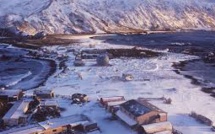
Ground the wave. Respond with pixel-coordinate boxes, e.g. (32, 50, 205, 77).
(0, 71, 32, 87)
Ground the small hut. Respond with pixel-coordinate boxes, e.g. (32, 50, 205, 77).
(33, 89, 54, 100)
(99, 96, 125, 106)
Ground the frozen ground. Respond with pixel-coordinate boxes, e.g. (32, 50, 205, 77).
(23, 38, 215, 134)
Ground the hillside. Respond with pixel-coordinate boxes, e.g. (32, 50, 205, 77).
(0, 0, 215, 34)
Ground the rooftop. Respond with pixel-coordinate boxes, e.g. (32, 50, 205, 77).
(106, 100, 126, 107)
(0, 114, 93, 134)
(121, 100, 151, 117)
(0, 124, 44, 134)
(39, 114, 89, 129)
(0, 89, 22, 98)
(40, 99, 58, 107)
(3, 100, 30, 119)
(116, 110, 137, 126)
(34, 89, 53, 95)
(100, 96, 125, 102)
(137, 99, 165, 113)
(120, 99, 165, 117)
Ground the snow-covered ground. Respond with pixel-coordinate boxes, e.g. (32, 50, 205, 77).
(1, 0, 215, 34)
(24, 38, 215, 134)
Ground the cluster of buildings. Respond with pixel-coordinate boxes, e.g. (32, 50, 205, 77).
(0, 89, 58, 127)
(1, 114, 99, 134)
(0, 89, 100, 134)
(0, 88, 174, 134)
(99, 96, 173, 134)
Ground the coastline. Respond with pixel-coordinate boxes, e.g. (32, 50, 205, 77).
(0, 44, 57, 90)
(0, 29, 211, 48)
(173, 59, 215, 98)
(0, 31, 214, 94)
(0, 32, 215, 133)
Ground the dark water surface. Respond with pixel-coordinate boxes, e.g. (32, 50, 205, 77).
(95, 31, 215, 50)
(0, 45, 55, 90)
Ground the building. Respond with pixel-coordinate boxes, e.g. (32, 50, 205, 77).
(140, 121, 173, 134)
(0, 124, 44, 134)
(99, 96, 125, 106)
(2, 100, 30, 126)
(106, 100, 126, 114)
(0, 89, 23, 102)
(40, 99, 58, 109)
(116, 99, 167, 127)
(33, 89, 54, 100)
(0, 114, 99, 134)
(38, 114, 89, 134)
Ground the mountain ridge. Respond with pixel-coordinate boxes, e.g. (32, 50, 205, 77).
(0, 0, 215, 35)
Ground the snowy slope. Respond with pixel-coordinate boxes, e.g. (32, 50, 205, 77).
(1, 0, 215, 34)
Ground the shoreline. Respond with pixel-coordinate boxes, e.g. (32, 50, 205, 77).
(0, 33, 215, 133)
(23, 57, 57, 91)
(0, 45, 57, 90)
(1, 31, 215, 96)
(1, 29, 214, 48)
(172, 59, 215, 98)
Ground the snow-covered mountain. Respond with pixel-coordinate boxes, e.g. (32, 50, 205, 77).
(1, 0, 215, 34)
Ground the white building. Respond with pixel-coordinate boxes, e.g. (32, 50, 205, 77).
(33, 89, 54, 100)
(40, 99, 58, 108)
